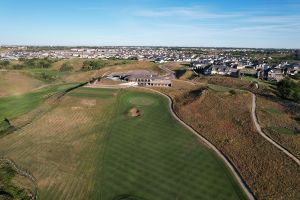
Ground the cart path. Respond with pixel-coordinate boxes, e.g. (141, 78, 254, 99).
(251, 94, 300, 166)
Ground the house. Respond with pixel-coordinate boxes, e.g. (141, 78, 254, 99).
(284, 64, 299, 76)
(204, 65, 232, 76)
(266, 68, 285, 82)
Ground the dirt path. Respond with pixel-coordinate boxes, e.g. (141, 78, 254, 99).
(251, 93, 300, 166)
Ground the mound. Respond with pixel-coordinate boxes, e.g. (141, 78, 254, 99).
(128, 107, 140, 117)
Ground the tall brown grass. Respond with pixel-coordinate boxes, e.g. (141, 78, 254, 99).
(159, 83, 300, 200)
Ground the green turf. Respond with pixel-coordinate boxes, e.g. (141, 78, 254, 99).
(263, 108, 284, 115)
(0, 83, 80, 121)
(272, 127, 296, 135)
(68, 87, 117, 99)
(87, 88, 247, 200)
(25, 68, 69, 82)
(0, 87, 248, 199)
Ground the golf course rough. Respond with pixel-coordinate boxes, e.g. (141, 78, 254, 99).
(0, 87, 248, 200)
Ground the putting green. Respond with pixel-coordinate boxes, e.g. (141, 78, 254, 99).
(128, 96, 156, 106)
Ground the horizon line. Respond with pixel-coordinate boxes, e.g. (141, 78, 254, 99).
(1, 44, 298, 50)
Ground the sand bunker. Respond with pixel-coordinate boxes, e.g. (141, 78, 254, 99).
(129, 107, 141, 117)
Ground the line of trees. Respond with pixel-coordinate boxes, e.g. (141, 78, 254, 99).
(0, 58, 56, 70)
(22, 58, 55, 69)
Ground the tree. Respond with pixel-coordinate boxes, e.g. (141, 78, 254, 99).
(237, 70, 241, 78)
(12, 64, 25, 70)
(59, 63, 73, 72)
(295, 49, 300, 60)
(24, 59, 34, 68)
(277, 78, 300, 102)
(0, 60, 10, 68)
(81, 60, 104, 71)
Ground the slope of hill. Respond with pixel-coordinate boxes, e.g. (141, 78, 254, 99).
(0, 71, 44, 97)
(159, 82, 300, 200)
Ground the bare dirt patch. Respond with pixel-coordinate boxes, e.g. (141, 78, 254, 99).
(128, 107, 140, 118)
(71, 106, 83, 111)
(80, 99, 96, 107)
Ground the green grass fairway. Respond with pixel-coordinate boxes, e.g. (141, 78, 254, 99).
(90, 89, 247, 200)
(0, 87, 247, 200)
(0, 83, 80, 121)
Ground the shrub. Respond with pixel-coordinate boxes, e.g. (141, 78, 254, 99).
(23, 58, 53, 69)
(59, 63, 73, 72)
(277, 78, 300, 102)
(81, 60, 105, 71)
(12, 64, 25, 70)
(36, 72, 57, 82)
(0, 60, 10, 68)
(229, 89, 237, 95)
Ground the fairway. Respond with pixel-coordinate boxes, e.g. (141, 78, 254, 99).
(0, 87, 247, 200)
(0, 83, 81, 121)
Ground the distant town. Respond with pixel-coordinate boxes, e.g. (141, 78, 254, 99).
(1, 46, 299, 82)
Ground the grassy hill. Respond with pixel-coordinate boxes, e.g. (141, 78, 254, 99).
(0, 70, 44, 97)
(158, 82, 300, 200)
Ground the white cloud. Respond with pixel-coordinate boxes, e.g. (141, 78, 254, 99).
(136, 6, 244, 19)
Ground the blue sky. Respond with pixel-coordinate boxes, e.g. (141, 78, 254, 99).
(0, 0, 300, 48)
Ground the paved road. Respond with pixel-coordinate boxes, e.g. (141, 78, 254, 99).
(251, 94, 300, 166)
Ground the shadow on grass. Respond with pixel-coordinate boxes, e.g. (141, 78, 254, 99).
(174, 69, 187, 79)
(113, 194, 147, 200)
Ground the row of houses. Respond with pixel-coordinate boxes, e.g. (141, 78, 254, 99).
(192, 62, 299, 82)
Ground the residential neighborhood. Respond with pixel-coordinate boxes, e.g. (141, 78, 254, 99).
(1, 46, 299, 82)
